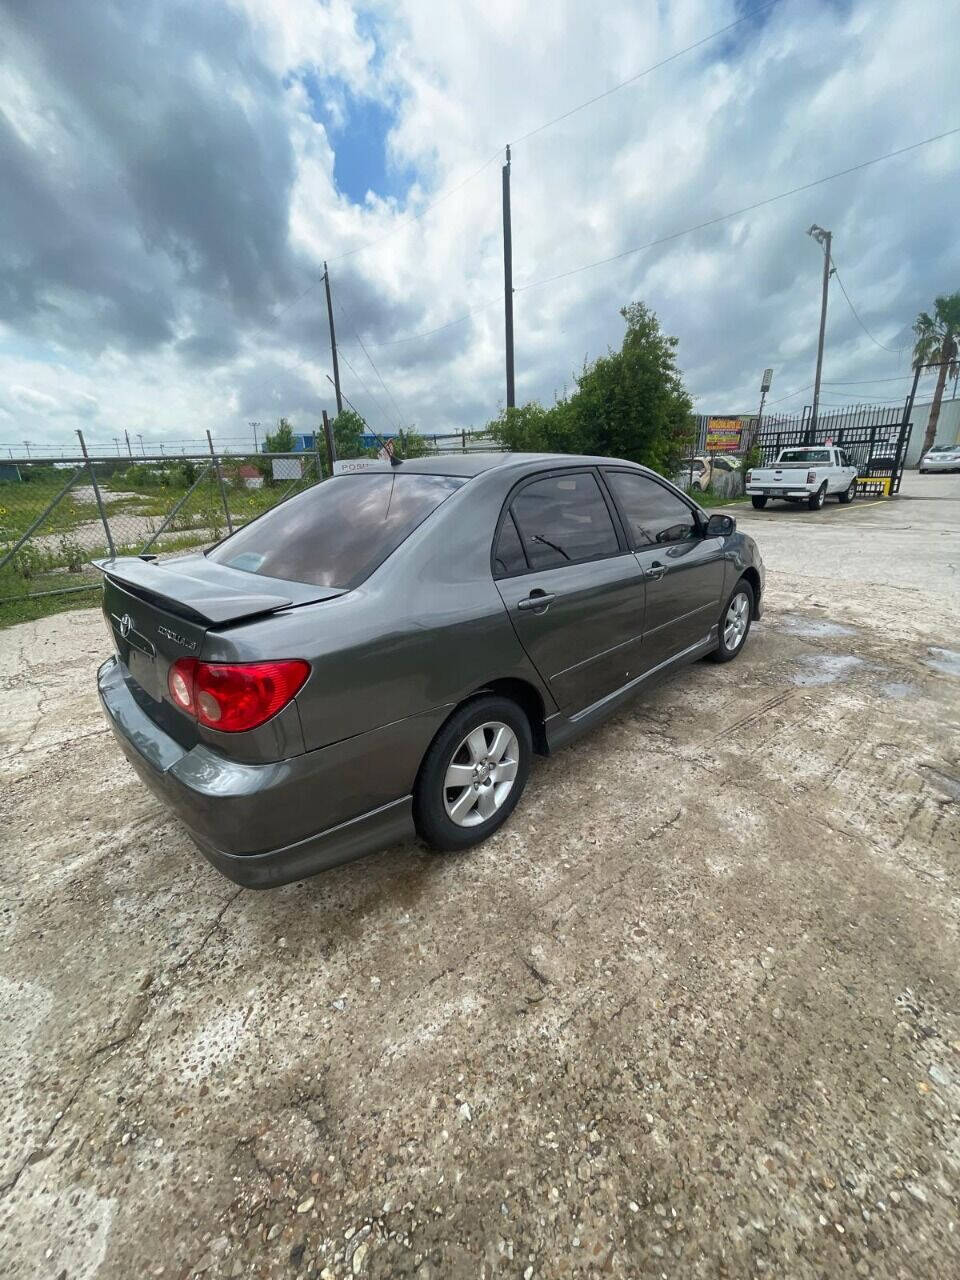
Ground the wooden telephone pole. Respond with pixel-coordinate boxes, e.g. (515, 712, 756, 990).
(323, 262, 343, 415)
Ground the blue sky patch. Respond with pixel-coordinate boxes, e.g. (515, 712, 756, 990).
(303, 72, 414, 206)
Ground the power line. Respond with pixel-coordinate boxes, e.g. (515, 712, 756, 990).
(511, 0, 779, 146)
(336, 347, 396, 433)
(830, 263, 907, 354)
(336, 299, 407, 427)
(515, 127, 960, 292)
(764, 383, 814, 406)
(822, 373, 913, 385)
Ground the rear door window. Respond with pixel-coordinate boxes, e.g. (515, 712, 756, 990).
(510, 472, 620, 570)
(493, 512, 528, 576)
(208, 472, 463, 588)
(604, 470, 699, 548)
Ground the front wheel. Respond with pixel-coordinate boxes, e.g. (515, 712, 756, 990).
(838, 478, 856, 504)
(414, 695, 532, 852)
(751, 495, 768, 510)
(709, 579, 755, 664)
(808, 482, 827, 511)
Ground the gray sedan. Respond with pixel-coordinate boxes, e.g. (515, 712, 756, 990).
(96, 453, 765, 887)
(919, 445, 960, 473)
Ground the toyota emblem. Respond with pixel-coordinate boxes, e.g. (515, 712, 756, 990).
(119, 613, 133, 639)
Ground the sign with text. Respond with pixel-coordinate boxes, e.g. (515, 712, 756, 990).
(705, 417, 743, 452)
(333, 458, 381, 475)
(271, 457, 302, 481)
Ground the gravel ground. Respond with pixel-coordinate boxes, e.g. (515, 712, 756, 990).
(1, 471, 958, 1280)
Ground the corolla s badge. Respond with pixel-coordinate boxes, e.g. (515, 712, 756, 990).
(119, 613, 133, 639)
(157, 625, 197, 652)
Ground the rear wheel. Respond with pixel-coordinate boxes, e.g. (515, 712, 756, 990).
(414, 695, 532, 852)
(751, 495, 768, 510)
(710, 579, 754, 663)
(808, 482, 827, 511)
(838, 478, 856, 504)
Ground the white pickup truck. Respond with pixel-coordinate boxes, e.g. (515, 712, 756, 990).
(745, 446, 858, 511)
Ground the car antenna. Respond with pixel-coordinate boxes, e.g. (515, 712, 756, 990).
(325, 376, 402, 466)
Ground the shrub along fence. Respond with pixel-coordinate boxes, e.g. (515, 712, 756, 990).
(0, 433, 324, 623)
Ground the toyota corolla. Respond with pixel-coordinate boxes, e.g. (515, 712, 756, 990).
(96, 453, 764, 887)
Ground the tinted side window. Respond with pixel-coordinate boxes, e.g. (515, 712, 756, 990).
(605, 471, 698, 548)
(511, 472, 619, 570)
(492, 512, 527, 576)
(208, 473, 463, 588)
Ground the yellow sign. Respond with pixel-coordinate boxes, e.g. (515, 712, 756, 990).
(705, 417, 742, 452)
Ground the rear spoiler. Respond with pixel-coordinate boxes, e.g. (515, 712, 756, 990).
(92, 555, 339, 626)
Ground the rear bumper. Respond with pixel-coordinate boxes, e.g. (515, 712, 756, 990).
(97, 656, 428, 887)
(746, 486, 812, 499)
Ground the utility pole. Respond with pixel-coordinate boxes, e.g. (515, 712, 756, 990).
(321, 408, 337, 475)
(249, 420, 261, 453)
(323, 262, 343, 415)
(112, 435, 121, 455)
(806, 224, 833, 436)
(22, 440, 31, 457)
(502, 145, 516, 409)
(137, 433, 145, 455)
(124, 429, 133, 457)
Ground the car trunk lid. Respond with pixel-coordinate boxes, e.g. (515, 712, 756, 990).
(96, 554, 343, 727)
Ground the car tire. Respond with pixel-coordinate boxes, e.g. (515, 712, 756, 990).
(414, 695, 532, 852)
(838, 478, 856, 504)
(808, 482, 827, 511)
(709, 578, 755, 664)
(751, 495, 768, 510)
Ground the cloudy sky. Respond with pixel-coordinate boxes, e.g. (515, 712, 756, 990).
(1, 0, 958, 454)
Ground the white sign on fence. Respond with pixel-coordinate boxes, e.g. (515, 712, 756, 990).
(272, 457, 303, 481)
(333, 458, 382, 474)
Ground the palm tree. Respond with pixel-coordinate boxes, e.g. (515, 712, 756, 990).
(912, 292, 960, 455)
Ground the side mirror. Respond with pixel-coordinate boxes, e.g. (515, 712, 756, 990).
(705, 513, 735, 537)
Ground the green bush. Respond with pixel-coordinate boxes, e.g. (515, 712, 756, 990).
(488, 301, 694, 475)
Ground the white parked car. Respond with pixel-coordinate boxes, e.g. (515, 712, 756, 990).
(745, 447, 858, 511)
(919, 444, 960, 473)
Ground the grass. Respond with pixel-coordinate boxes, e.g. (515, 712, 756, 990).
(0, 459, 324, 628)
(0, 568, 102, 628)
(691, 486, 748, 508)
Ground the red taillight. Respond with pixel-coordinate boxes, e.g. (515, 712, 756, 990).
(168, 658, 309, 732)
(806, 470, 816, 484)
(745, 470, 752, 485)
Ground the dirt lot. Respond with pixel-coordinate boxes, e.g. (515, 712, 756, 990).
(2, 472, 958, 1280)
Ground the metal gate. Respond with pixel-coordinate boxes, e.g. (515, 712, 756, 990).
(752, 404, 912, 495)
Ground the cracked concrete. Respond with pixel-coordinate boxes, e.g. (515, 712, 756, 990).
(1, 472, 959, 1279)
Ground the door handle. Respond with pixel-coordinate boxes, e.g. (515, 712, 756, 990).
(644, 565, 665, 581)
(517, 591, 557, 612)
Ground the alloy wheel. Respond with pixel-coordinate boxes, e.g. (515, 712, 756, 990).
(443, 721, 519, 827)
(723, 591, 750, 651)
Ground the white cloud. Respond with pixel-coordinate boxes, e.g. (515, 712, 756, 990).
(10, 385, 60, 412)
(0, 0, 958, 453)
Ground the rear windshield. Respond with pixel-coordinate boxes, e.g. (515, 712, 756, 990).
(777, 449, 831, 463)
(208, 472, 463, 588)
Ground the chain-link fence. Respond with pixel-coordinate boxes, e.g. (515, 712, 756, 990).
(0, 438, 324, 624)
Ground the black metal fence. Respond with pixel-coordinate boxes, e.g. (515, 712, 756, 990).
(752, 404, 912, 494)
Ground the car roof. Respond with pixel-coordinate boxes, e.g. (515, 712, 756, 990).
(351, 452, 647, 478)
